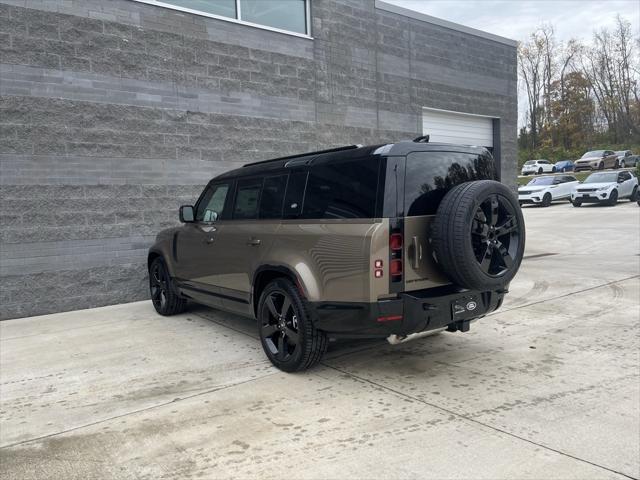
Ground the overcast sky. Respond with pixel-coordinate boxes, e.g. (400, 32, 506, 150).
(387, 0, 639, 43)
(387, 0, 639, 127)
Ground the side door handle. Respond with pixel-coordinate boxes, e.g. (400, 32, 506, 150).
(247, 238, 261, 246)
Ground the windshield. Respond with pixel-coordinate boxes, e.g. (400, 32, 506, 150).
(582, 151, 604, 158)
(614, 151, 627, 156)
(584, 173, 617, 183)
(527, 177, 554, 186)
(524, 160, 536, 165)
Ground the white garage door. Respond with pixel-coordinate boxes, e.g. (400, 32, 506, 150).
(422, 108, 494, 148)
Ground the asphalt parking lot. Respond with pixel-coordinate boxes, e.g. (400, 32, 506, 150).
(1, 201, 639, 480)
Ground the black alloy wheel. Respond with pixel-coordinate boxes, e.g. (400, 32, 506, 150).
(257, 279, 327, 372)
(260, 290, 301, 363)
(572, 199, 582, 207)
(541, 192, 552, 207)
(471, 195, 522, 278)
(537, 167, 543, 174)
(149, 257, 186, 315)
(607, 189, 618, 206)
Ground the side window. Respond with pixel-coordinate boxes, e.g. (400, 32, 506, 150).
(196, 183, 229, 222)
(302, 157, 380, 219)
(233, 178, 262, 220)
(620, 172, 631, 181)
(259, 175, 287, 219)
(283, 171, 308, 219)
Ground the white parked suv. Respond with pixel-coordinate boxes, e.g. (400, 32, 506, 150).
(571, 171, 638, 207)
(521, 159, 556, 175)
(519, 175, 579, 207)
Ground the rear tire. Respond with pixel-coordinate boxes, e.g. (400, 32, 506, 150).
(149, 257, 187, 316)
(257, 278, 328, 372)
(551, 167, 557, 173)
(537, 167, 543, 175)
(620, 160, 626, 168)
(431, 180, 525, 290)
(598, 162, 604, 170)
(630, 186, 638, 202)
(541, 193, 552, 207)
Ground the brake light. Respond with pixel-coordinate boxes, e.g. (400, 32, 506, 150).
(390, 259, 402, 276)
(377, 315, 402, 323)
(390, 233, 403, 251)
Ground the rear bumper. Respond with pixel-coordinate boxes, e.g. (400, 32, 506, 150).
(309, 285, 506, 338)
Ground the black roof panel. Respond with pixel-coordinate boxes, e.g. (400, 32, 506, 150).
(213, 141, 490, 181)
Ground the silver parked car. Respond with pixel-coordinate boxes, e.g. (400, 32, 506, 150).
(615, 150, 640, 168)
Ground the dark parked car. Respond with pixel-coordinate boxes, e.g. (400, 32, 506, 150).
(147, 140, 526, 371)
(554, 160, 574, 172)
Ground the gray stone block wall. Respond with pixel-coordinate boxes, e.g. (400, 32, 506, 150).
(0, 0, 517, 319)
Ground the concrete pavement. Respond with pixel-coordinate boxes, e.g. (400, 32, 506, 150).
(1, 200, 639, 479)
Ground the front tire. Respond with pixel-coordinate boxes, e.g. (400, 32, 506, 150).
(607, 189, 618, 206)
(537, 167, 543, 175)
(598, 162, 604, 170)
(541, 193, 552, 207)
(257, 278, 328, 372)
(149, 257, 187, 315)
(572, 199, 582, 207)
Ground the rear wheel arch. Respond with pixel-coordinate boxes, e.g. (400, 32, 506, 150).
(252, 266, 306, 318)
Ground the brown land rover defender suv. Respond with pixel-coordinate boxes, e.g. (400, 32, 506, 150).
(148, 139, 526, 371)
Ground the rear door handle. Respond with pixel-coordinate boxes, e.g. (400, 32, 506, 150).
(412, 236, 420, 269)
(247, 238, 261, 246)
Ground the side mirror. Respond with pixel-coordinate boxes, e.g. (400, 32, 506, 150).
(179, 205, 194, 223)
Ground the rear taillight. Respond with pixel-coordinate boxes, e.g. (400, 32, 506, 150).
(390, 233, 403, 251)
(390, 259, 402, 277)
(390, 229, 403, 283)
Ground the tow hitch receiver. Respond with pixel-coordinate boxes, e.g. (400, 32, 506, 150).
(447, 320, 471, 332)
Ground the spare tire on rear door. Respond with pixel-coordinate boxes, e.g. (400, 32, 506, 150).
(430, 180, 525, 290)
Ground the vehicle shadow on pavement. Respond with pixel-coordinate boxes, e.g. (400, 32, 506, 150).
(187, 303, 465, 369)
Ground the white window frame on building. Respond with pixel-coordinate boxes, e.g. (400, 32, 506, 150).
(131, 0, 312, 38)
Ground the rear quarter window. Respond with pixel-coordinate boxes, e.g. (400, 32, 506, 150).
(404, 151, 496, 216)
(301, 157, 380, 219)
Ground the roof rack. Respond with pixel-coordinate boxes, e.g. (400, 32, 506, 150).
(243, 145, 362, 167)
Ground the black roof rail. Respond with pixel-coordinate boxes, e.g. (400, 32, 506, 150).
(243, 145, 362, 167)
(413, 135, 430, 143)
